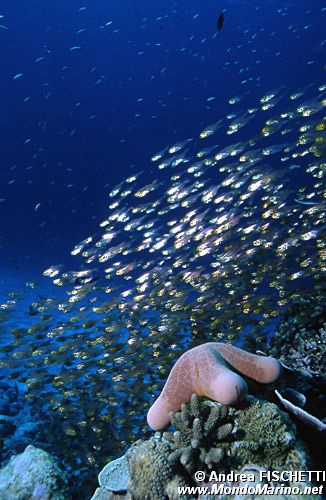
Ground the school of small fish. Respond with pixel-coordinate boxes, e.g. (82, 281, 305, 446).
(0, 78, 325, 487)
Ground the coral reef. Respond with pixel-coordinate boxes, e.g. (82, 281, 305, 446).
(241, 291, 326, 432)
(244, 292, 326, 381)
(0, 445, 70, 500)
(93, 395, 313, 500)
(268, 294, 326, 379)
(163, 395, 305, 481)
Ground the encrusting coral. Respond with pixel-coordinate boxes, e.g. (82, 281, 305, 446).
(127, 439, 173, 500)
(268, 294, 326, 379)
(229, 397, 301, 470)
(244, 292, 326, 381)
(147, 342, 282, 430)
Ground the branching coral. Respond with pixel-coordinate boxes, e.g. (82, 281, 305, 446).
(229, 397, 301, 469)
(163, 394, 234, 475)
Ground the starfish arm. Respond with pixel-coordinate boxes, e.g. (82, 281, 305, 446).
(212, 343, 282, 383)
(192, 344, 248, 404)
(147, 350, 194, 430)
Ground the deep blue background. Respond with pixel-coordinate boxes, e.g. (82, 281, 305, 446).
(0, 0, 324, 279)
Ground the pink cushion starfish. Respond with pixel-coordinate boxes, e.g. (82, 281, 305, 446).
(147, 342, 282, 430)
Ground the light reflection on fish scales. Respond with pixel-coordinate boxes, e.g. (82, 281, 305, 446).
(0, 83, 325, 487)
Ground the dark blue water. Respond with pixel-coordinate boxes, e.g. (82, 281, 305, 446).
(0, 0, 324, 277)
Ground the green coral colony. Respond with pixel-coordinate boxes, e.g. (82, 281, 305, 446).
(0, 83, 325, 495)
